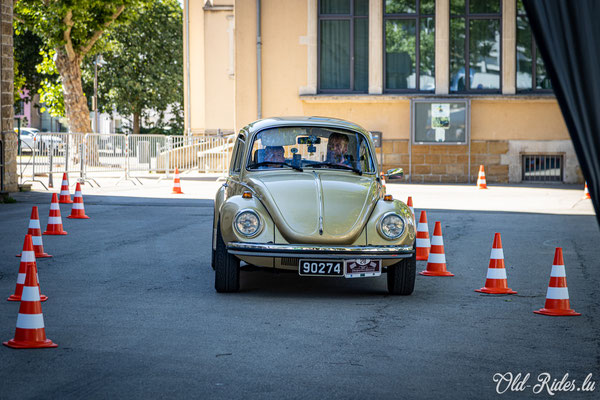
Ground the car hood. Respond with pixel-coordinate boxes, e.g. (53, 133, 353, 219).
(246, 171, 378, 244)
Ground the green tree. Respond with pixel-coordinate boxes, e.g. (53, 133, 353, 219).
(13, 27, 44, 104)
(14, 0, 136, 134)
(96, 0, 183, 134)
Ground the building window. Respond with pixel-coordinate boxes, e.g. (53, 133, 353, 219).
(318, 0, 369, 92)
(516, 0, 552, 92)
(450, 0, 501, 92)
(384, 0, 435, 91)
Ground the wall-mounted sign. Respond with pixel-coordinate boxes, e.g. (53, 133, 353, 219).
(412, 100, 469, 145)
(370, 131, 382, 148)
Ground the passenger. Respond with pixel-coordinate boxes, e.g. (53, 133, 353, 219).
(263, 146, 285, 165)
(326, 133, 350, 166)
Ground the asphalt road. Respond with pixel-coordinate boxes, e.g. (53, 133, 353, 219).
(0, 184, 598, 399)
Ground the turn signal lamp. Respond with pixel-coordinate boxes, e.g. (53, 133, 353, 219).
(383, 194, 393, 202)
(242, 191, 253, 199)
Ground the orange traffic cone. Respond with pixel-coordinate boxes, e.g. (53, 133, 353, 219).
(420, 221, 454, 276)
(380, 172, 387, 194)
(582, 182, 591, 200)
(8, 235, 47, 302)
(58, 172, 73, 203)
(475, 233, 516, 294)
(534, 248, 580, 316)
(407, 196, 414, 222)
(3, 253, 57, 349)
(415, 211, 430, 261)
(68, 183, 90, 219)
(43, 193, 67, 235)
(172, 168, 183, 194)
(477, 165, 487, 189)
(16, 207, 51, 258)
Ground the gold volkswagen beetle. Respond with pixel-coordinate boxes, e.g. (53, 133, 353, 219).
(212, 117, 416, 294)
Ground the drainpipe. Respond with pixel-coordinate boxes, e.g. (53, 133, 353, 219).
(185, 0, 192, 136)
(256, 0, 262, 119)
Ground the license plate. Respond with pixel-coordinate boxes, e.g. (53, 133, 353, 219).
(298, 260, 343, 277)
(345, 259, 382, 278)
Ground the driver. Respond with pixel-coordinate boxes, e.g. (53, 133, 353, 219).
(326, 133, 350, 166)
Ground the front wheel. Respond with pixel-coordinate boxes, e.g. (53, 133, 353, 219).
(387, 251, 416, 295)
(214, 222, 240, 293)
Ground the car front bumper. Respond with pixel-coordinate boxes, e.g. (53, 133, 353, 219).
(227, 242, 414, 259)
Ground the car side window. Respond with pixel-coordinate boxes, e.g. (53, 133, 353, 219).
(231, 137, 245, 173)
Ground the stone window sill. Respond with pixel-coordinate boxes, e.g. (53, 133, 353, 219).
(299, 93, 557, 103)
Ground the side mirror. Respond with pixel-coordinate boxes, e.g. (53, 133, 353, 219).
(384, 167, 404, 180)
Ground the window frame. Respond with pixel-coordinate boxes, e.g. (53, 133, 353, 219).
(230, 134, 246, 174)
(317, 0, 369, 93)
(515, 4, 553, 94)
(244, 126, 378, 175)
(449, 0, 502, 94)
(383, 0, 436, 93)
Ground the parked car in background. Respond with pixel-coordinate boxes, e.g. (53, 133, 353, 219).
(15, 127, 63, 153)
(212, 117, 416, 295)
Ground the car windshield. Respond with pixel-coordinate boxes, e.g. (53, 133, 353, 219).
(247, 127, 375, 173)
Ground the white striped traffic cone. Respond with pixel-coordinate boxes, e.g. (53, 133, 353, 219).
(380, 172, 387, 194)
(43, 193, 67, 235)
(8, 235, 47, 302)
(68, 182, 90, 219)
(419, 221, 453, 276)
(172, 168, 183, 194)
(477, 165, 488, 189)
(415, 211, 430, 261)
(3, 250, 57, 349)
(16, 206, 51, 258)
(406, 196, 415, 223)
(534, 248, 580, 316)
(58, 172, 73, 203)
(582, 182, 591, 200)
(475, 233, 516, 294)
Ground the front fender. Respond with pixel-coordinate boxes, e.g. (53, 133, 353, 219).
(219, 195, 275, 245)
(365, 199, 415, 246)
(213, 185, 226, 251)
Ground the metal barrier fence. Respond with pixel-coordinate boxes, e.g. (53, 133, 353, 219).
(17, 132, 235, 188)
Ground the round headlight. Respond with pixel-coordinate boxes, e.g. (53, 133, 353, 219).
(234, 210, 261, 237)
(378, 213, 405, 240)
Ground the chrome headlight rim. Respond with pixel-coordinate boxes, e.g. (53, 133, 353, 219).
(233, 209, 263, 238)
(377, 212, 406, 241)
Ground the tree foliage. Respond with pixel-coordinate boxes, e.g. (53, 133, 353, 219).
(95, 0, 183, 134)
(15, 0, 137, 134)
(13, 27, 44, 103)
(14, 0, 183, 134)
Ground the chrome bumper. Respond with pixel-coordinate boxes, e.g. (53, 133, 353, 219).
(227, 242, 414, 259)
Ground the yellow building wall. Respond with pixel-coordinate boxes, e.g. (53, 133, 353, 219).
(186, 0, 205, 133)
(471, 100, 568, 140)
(234, 0, 258, 132)
(204, 8, 235, 131)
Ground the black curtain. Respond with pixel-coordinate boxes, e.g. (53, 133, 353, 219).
(524, 0, 600, 226)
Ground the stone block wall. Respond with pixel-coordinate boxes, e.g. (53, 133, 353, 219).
(381, 139, 510, 184)
(1, 0, 16, 192)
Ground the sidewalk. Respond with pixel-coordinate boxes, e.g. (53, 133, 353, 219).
(14, 176, 596, 216)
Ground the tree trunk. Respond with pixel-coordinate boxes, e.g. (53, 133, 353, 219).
(55, 49, 98, 165)
(133, 112, 141, 134)
(55, 49, 90, 134)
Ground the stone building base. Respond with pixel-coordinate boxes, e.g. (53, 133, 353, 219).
(380, 139, 582, 184)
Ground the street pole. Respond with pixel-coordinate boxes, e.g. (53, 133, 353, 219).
(94, 56, 98, 134)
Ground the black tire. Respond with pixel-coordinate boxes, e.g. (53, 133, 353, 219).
(214, 222, 240, 293)
(387, 251, 416, 295)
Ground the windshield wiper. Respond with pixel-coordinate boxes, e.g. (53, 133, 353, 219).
(248, 161, 303, 172)
(309, 162, 362, 175)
